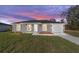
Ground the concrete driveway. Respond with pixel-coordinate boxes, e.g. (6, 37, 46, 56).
(57, 33, 79, 45)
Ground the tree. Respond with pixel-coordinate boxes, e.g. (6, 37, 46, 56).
(50, 18, 56, 22)
(66, 5, 79, 30)
(61, 19, 64, 23)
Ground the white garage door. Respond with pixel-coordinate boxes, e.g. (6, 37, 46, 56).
(52, 24, 64, 33)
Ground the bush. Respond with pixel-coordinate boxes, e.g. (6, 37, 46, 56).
(65, 24, 79, 30)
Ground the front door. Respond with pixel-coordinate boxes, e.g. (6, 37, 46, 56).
(42, 24, 47, 31)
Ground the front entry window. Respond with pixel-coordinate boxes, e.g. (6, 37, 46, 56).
(26, 24, 32, 31)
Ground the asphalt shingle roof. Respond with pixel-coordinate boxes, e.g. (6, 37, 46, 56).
(14, 20, 64, 23)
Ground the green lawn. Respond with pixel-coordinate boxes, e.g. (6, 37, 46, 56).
(65, 30, 79, 37)
(0, 32, 79, 53)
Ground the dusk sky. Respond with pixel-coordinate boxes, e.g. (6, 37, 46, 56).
(0, 5, 71, 24)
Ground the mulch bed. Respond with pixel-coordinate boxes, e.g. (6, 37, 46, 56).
(39, 31, 53, 34)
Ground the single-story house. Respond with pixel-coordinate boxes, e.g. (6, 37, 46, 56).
(12, 20, 65, 36)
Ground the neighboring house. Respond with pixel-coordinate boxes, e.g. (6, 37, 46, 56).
(12, 20, 65, 35)
(0, 23, 11, 32)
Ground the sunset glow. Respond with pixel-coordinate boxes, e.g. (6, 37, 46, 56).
(0, 5, 71, 24)
(16, 12, 53, 20)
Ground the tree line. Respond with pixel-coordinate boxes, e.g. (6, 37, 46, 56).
(64, 5, 79, 30)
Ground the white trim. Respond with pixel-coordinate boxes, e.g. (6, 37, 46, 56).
(34, 24, 38, 32)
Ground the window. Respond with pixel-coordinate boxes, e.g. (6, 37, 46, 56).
(26, 24, 32, 31)
(16, 24, 21, 31)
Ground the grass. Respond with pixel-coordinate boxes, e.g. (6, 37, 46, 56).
(65, 30, 79, 37)
(0, 32, 79, 53)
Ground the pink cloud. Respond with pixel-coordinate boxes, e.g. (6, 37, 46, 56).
(15, 12, 53, 20)
(15, 11, 64, 20)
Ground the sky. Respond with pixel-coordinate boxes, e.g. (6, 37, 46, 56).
(0, 5, 71, 24)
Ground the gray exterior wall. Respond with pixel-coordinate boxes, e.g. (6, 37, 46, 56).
(38, 24, 42, 32)
(21, 23, 27, 33)
(47, 24, 52, 32)
(12, 24, 16, 32)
